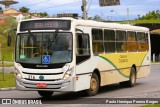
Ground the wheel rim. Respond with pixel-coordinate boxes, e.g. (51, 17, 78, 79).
(90, 78, 97, 92)
(131, 71, 135, 84)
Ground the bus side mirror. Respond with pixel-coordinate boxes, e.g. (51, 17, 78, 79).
(7, 35, 12, 46)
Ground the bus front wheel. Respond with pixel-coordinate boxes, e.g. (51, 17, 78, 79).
(86, 73, 99, 96)
(38, 91, 54, 98)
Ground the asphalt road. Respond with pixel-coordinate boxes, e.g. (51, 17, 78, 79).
(0, 64, 160, 107)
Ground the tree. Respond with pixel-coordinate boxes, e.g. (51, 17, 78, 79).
(0, 17, 17, 35)
(137, 14, 140, 20)
(39, 12, 48, 17)
(88, 17, 93, 20)
(0, 6, 3, 13)
(0, 17, 17, 61)
(138, 10, 160, 20)
(93, 15, 102, 21)
(19, 6, 29, 13)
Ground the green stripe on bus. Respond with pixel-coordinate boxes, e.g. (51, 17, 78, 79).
(99, 56, 129, 78)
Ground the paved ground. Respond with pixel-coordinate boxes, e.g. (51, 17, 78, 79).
(0, 64, 160, 107)
(0, 61, 14, 72)
(0, 67, 14, 72)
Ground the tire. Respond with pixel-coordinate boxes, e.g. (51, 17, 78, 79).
(120, 67, 136, 87)
(38, 91, 54, 98)
(86, 73, 100, 96)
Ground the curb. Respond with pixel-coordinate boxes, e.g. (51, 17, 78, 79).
(151, 63, 160, 65)
(0, 87, 16, 91)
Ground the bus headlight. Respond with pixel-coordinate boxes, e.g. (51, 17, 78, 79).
(63, 67, 74, 79)
(15, 68, 22, 78)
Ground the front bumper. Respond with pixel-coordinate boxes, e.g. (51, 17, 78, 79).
(15, 76, 75, 92)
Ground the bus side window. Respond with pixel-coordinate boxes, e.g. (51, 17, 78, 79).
(104, 29, 116, 53)
(137, 32, 146, 52)
(92, 29, 104, 55)
(76, 34, 90, 64)
(116, 30, 127, 53)
(127, 31, 137, 52)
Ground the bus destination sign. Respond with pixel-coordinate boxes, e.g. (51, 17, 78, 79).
(20, 20, 71, 31)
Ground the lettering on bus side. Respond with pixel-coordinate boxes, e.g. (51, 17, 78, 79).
(119, 55, 128, 63)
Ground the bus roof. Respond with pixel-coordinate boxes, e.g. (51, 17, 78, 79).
(74, 19, 149, 32)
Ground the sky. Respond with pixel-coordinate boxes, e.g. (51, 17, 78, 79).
(0, 0, 160, 21)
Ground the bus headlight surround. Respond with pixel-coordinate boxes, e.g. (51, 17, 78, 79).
(63, 67, 74, 79)
(15, 68, 22, 78)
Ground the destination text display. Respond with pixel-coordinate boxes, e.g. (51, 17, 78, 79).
(20, 20, 71, 31)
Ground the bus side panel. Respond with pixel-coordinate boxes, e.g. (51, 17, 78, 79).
(91, 52, 150, 86)
(137, 65, 150, 78)
(137, 32, 151, 78)
(75, 60, 91, 91)
(137, 53, 150, 78)
(100, 69, 130, 86)
(91, 56, 129, 86)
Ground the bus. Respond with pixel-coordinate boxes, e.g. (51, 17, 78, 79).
(8, 18, 151, 97)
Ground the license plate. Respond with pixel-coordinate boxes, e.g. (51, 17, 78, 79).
(36, 83, 47, 88)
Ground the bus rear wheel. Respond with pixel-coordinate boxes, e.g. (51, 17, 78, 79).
(38, 91, 54, 98)
(120, 67, 136, 87)
(86, 73, 99, 96)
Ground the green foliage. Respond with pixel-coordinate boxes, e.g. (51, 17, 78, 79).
(0, 35, 14, 61)
(19, 6, 29, 13)
(138, 10, 160, 20)
(0, 72, 15, 88)
(0, 17, 17, 34)
(0, 17, 17, 61)
(39, 12, 48, 17)
(141, 104, 160, 107)
(119, 19, 160, 24)
(31, 12, 48, 17)
(93, 15, 102, 21)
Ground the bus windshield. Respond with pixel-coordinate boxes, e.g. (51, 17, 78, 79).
(16, 32, 72, 64)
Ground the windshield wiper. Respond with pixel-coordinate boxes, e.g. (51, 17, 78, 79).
(51, 29, 59, 41)
(28, 30, 38, 44)
(50, 29, 59, 43)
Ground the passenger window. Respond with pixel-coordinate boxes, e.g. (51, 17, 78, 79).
(76, 34, 90, 64)
(76, 34, 90, 55)
(92, 29, 104, 54)
(116, 31, 127, 52)
(104, 30, 116, 53)
(137, 32, 147, 52)
(127, 31, 137, 52)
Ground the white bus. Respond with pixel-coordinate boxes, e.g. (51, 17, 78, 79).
(8, 18, 150, 97)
